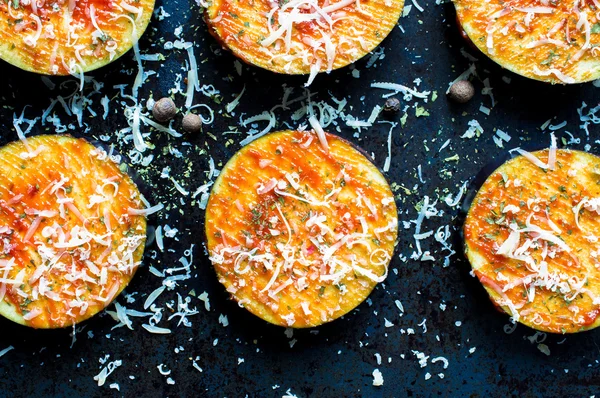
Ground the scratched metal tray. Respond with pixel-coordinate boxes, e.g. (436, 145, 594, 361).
(0, 0, 599, 397)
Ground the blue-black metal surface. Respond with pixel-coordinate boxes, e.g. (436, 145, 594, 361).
(0, 0, 599, 397)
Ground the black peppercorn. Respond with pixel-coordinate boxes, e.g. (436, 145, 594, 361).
(383, 97, 401, 113)
(152, 98, 177, 123)
(182, 113, 202, 134)
(447, 80, 475, 103)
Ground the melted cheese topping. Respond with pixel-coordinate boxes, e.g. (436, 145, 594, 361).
(205, 130, 398, 327)
(0, 135, 146, 328)
(204, 0, 404, 78)
(454, 0, 600, 83)
(0, 0, 154, 74)
(465, 149, 600, 333)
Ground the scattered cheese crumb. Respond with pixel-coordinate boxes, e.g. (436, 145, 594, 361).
(372, 369, 384, 386)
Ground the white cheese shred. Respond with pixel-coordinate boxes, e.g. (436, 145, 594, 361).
(93, 360, 123, 387)
(0, 346, 14, 358)
(308, 116, 329, 153)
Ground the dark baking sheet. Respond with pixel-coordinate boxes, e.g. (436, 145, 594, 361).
(1, 0, 600, 397)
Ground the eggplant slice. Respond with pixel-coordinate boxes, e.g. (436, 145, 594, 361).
(454, 0, 600, 84)
(204, 0, 404, 80)
(464, 148, 600, 333)
(0, 135, 147, 328)
(205, 130, 398, 328)
(0, 0, 154, 75)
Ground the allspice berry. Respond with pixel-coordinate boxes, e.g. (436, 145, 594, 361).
(448, 80, 475, 103)
(152, 97, 177, 123)
(182, 113, 202, 134)
(383, 97, 401, 113)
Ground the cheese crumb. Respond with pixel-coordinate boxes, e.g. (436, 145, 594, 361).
(372, 369, 384, 386)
